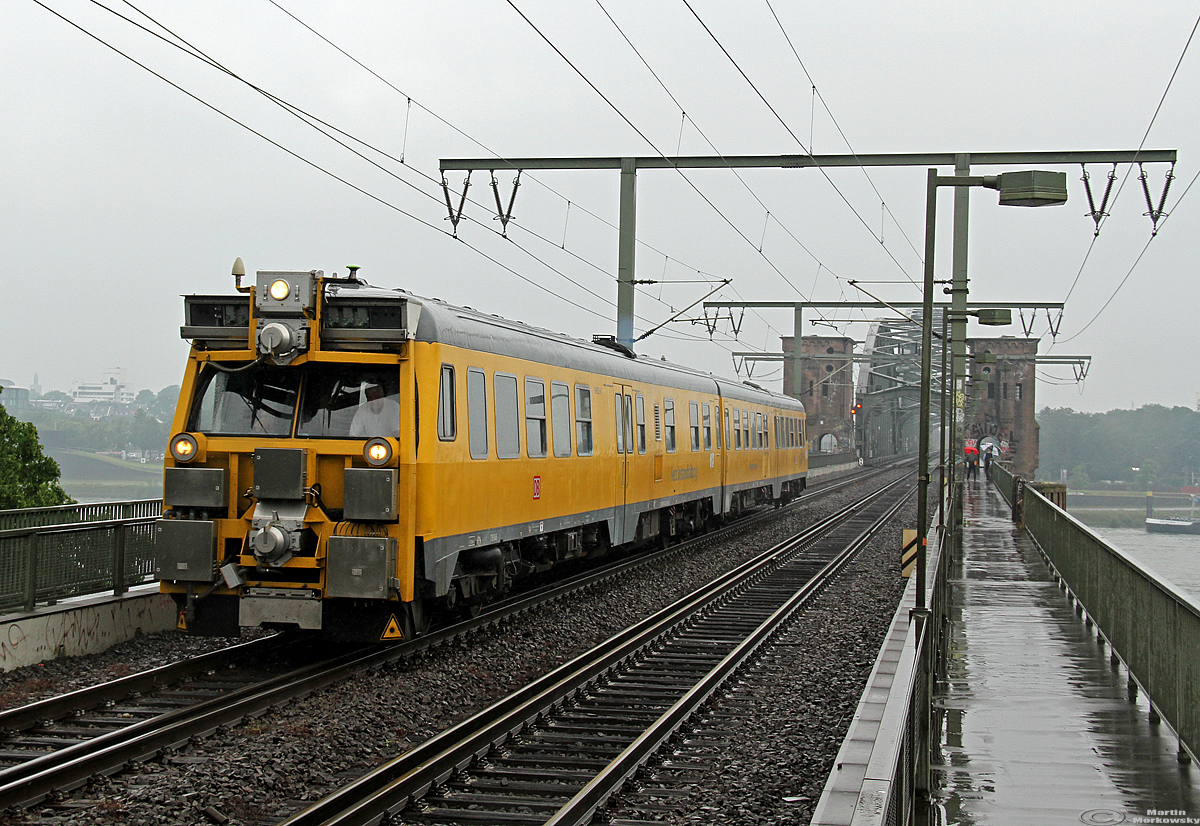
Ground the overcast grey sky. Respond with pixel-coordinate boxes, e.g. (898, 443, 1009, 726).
(3, 0, 1197, 413)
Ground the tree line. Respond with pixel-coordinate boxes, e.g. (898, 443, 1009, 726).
(1038, 405, 1200, 489)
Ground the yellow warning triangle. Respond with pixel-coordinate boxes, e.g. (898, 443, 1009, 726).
(380, 614, 405, 641)
(176, 611, 187, 632)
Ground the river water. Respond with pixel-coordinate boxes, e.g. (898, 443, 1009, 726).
(1085, 526, 1200, 602)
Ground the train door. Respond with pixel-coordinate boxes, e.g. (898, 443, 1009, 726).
(614, 386, 636, 545)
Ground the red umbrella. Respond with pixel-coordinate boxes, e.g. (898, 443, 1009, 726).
(964, 446, 979, 455)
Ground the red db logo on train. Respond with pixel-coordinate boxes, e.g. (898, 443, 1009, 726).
(533, 476, 542, 500)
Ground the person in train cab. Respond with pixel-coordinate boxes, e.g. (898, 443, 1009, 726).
(350, 381, 401, 438)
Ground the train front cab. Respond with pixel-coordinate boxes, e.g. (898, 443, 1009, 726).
(156, 270, 423, 642)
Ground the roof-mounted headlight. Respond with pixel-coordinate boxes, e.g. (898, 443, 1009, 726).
(170, 433, 203, 463)
(269, 279, 291, 301)
(364, 437, 395, 467)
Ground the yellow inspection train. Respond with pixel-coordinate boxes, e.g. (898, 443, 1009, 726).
(155, 264, 807, 641)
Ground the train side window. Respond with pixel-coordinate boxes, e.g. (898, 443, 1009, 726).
(575, 385, 593, 456)
(636, 394, 646, 454)
(763, 413, 769, 449)
(689, 402, 700, 451)
(467, 368, 488, 459)
(438, 365, 456, 441)
(759, 412, 766, 449)
(525, 378, 547, 458)
(495, 373, 520, 459)
(664, 398, 676, 452)
(733, 408, 741, 449)
(703, 403, 712, 450)
(743, 409, 750, 450)
(615, 393, 626, 454)
(624, 394, 634, 455)
(724, 408, 730, 450)
(551, 381, 571, 457)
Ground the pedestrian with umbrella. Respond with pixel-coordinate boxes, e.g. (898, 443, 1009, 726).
(965, 444, 980, 481)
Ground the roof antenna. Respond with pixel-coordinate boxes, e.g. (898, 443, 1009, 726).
(232, 257, 251, 293)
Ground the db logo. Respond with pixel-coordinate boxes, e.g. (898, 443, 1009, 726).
(532, 476, 542, 500)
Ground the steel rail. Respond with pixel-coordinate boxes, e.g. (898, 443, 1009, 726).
(548, 486, 911, 825)
(0, 465, 898, 812)
(278, 474, 912, 826)
(0, 634, 294, 734)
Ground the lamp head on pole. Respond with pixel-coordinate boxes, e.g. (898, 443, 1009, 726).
(984, 170, 1069, 207)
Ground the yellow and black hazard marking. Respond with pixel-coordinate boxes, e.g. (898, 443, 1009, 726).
(901, 529, 919, 578)
(380, 614, 405, 641)
(176, 611, 188, 632)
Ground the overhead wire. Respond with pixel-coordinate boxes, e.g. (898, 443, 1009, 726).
(78, 0, 744, 352)
(502, 0, 832, 348)
(589, 0, 837, 339)
(262, 0, 766, 346)
(762, 0, 925, 266)
(1051, 10, 1199, 346)
(679, 0, 921, 289)
(31, 0, 622, 325)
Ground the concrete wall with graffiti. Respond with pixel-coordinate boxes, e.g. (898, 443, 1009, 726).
(0, 591, 176, 672)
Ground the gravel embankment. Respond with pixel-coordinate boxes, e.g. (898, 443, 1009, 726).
(0, 470, 913, 826)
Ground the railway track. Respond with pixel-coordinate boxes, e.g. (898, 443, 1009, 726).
(0, 462, 904, 816)
(278, 473, 914, 826)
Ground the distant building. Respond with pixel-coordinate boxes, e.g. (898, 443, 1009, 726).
(781, 335, 856, 453)
(0, 379, 31, 411)
(72, 370, 136, 407)
(965, 337, 1040, 478)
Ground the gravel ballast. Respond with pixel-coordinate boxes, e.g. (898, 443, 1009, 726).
(0, 469, 914, 826)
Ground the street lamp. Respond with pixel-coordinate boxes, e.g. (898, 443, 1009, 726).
(937, 308, 1012, 529)
(916, 169, 1066, 609)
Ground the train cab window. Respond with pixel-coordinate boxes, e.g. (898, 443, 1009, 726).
(703, 403, 712, 450)
(551, 381, 571, 457)
(526, 378, 547, 458)
(636, 395, 646, 454)
(733, 408, 741, 449)
(495, 374, 520, 459)
(575, 385, 593, 456)
(664, 398, 676, 452)
(437, 365, 456, 441)
(297, 366, 400, 439)
(191, 363, 298, 437)
(615, 394, 626, 454)
(467, 368, 488, 459)
(689, 402, 700, 451)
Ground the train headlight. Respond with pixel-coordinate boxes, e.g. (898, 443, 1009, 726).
(364, 437, 394, 467)
(269, 279, 291, 301)
(170, 433, 201, 463)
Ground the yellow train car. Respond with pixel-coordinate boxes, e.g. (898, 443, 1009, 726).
(155, 265, 806, 641)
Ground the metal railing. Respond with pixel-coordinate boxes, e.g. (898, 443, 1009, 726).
(1022, 485, 1199, 761)
(0, 503, 161, 614)
(0, 500, 161, 531)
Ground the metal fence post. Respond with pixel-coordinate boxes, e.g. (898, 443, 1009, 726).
(23, 531, 38, 612)
(113, 522, 127, 596)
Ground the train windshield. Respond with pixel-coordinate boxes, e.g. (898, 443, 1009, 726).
(189, 363, 400, 439)
(190, 364, 299, 436)
(297, 366, 400, 438)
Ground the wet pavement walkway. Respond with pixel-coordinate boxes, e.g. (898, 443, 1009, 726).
(926, 479, 1200, 825)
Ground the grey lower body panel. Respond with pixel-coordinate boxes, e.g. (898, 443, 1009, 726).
(424, 470, 806, 595)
